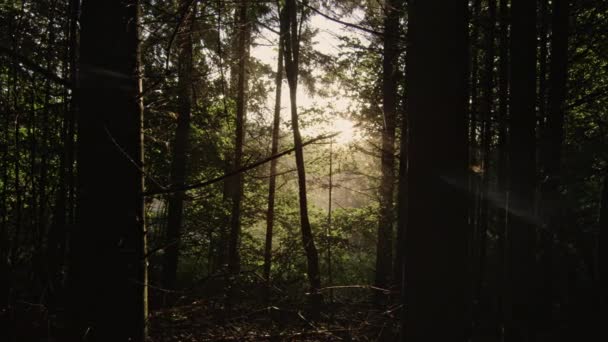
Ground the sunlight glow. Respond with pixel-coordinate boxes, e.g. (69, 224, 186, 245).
(331, 118, 358, 145)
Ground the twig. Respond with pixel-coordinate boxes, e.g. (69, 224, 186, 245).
(299, 2, 384, 37)
(316, 284, 391, 294)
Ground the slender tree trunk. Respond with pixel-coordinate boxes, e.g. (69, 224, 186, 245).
(539, 0, 569, 329)
(504, 0, 537, 341)
(600, 173, 608, 317)
(538, 0, 549, 131)
(0, 74, 9, 311)
(227, 0, 251, 277)
(68, 0, 147, 340)
(375, 0, 400, 294)
(469, 0, 482, 237)
(326, 139, 334, 303)
(393, 104, 407, 298)
(163, 0, 195, 292)
(402, 1, 469, 340)
(263, 25, 284, 299)
(495, 0, 510, 336)
(476, 0, 496, 314)
(281, 0, 322, 314)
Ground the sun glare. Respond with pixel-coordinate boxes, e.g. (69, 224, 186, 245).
(332, 118, 358, 145)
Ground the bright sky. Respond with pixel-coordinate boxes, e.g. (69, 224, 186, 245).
(250, 10, 368, 145)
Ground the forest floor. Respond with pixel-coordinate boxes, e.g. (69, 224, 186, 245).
(149, 297, 402, 341)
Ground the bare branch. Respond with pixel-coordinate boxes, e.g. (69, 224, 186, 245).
(144, 132, 340, 196)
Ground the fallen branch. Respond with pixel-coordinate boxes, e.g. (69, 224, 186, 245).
(316, 284, 391, 294)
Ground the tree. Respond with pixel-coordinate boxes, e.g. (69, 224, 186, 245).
(67, 0, 147, 340)
(227, 0, 251, 277)
(504, 0, 537, 340)
(374, 0, 401, 294)
(600, 173, 608, 314)
(539, 0, 570, 327)
(475, 0, 496, 313)
(163, 0, 195, 292)
(263, 8, 284, 299)
(402, 0, 469, 340)
(281, 0, 323, 313)
(495, 0, 510, 332)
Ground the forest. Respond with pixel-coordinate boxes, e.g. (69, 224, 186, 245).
(0, 0, 606, 341)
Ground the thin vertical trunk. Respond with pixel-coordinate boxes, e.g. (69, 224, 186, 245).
(326, 139, 334, 303)
(468, 2, 482, 316)
(469, 0, 482, 238)
(0, 74, 9, 310)
(496, 0, 509, 336)
(402, 1, 469, 340)
(505, 0, 537, 341)
(538, 0, 549, 131)
(477, 0, 496, 310)
(600, 173, 608, 315)
(375, 0, 400, 293)
(68, 0, 147, 340)
(227, 0, 250, 277)
(163, 0, 194, 292)
(66, 0, 78, 229)
(11, 100, 22, 267)
(539, 0, 569, 328)
(263, 24, 284, 297)
(393, 104, 407, 297)
(281, 0, 322, 313)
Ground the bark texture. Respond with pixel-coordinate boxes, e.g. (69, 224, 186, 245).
(68, 0, 147, 340)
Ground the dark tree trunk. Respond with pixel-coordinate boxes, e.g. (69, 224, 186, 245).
(227, 0, 251, 277)
(163, 0, 194, 292)
(495, 0, 510, 335)
(0, 74, 9, 311)
(600, 173, 608, 314)
(263, 21, 284, 299)
(281, 0, 322, 314)
(539, 0, 570, 330)
(538, 0, 549, 130)
(68, 0, 147, 340)
(504, 0, 537, 341)
(393, 125, 407, 298)
(375, 0, 400, 294)
(402, 0, 469, 340)
(476, 0, 497, 313)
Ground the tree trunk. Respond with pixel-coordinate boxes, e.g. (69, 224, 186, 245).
(495, 0, 510, 336)
(539, 0, 570, 330)
(476, 0, 496, 315)
(600, 173, 608, 316)
(375, 0, 400, 294)
(227, 0, 251, 277)
(504, 0, 537, 341)
(68, 0, 147, 340)
(281, 0, 322, 314)
(263, 22, 284, 299)
(402, 1, 469, 340)
(163, 0, 195, 292)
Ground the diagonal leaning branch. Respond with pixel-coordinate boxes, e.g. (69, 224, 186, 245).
(143, 132, 339, 196)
